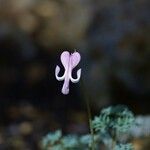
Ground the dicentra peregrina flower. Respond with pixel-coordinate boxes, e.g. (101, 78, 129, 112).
(55, 51, 81, 95)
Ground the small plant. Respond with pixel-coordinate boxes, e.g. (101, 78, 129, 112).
(114, 143, 134, 150)
(42, 130, 62, 149)
(41, 105, 135, 150)
(92, 105, 135, 150)
(41, 130, 99, 150)
(49, 52, 136, 149)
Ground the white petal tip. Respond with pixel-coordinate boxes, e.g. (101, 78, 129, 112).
(70, 68, 81, 83)
(55, 65, 65, 81)
(77, 69, 81, 77)
(55, 65, 60, 73)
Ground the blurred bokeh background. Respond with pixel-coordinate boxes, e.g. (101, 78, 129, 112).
(0, 0, 149, 149)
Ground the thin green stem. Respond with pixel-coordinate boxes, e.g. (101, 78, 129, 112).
(111, 130, 117, 150)
(80, 79, 95, 150)
(86, 97, 94, 150)
(111, 138, 116, 150)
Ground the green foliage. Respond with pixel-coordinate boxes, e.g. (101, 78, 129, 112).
(115, 143, 134, 150)
(41, 131, 98, 150)
(92, 105, 135, 150)
(92, 105, 135, 133)
(42, 105, 135, 150)
(80, 134, 100, 149)
(42, 130, 62, 148)
(62, 135, 79, 149)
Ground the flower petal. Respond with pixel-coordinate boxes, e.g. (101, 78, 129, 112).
(70, 69, 81, 83)
(70, 51, 81, 69)
(61, 51, 70, 69)
(61, 77, 70, 95)
(55, 65, 66, 81)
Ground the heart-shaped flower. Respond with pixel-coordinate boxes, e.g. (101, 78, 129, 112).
(55, 51, 81, 95)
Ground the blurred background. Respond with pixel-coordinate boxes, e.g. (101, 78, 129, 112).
(0, 0, 149, 149)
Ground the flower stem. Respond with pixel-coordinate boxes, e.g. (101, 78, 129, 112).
(111, 138, 116, 150)
(111, 130, 117, 150)
(80, 79, 95, 150)
(86, 97, 94, 150)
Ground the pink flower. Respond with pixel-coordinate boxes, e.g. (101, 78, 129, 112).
(55, 51, 81, 95)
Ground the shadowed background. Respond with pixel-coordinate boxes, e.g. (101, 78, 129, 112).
(0, 0, 149, 149)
